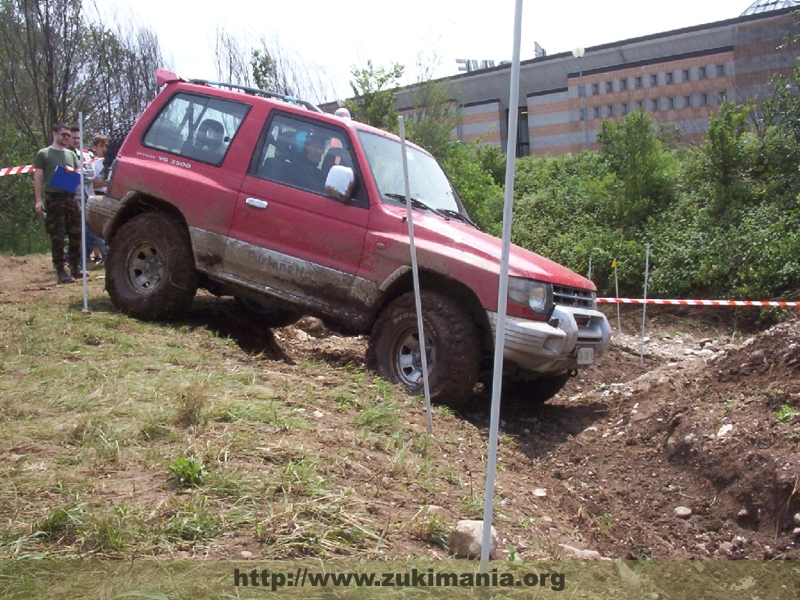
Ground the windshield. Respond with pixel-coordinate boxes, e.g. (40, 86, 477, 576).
(358, 131, 466, 216)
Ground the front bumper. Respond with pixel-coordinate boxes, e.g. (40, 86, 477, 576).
(487, 305, 611, 374)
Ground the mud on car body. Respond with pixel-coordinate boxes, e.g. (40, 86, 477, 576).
(87, 69, 610, 405)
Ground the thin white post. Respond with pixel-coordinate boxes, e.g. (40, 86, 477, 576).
(640, 244, 650, 366)
(481, 0, 523, 569)
(613, 259, 621, 335)
(398, 117, 433, 434)
(79, 114, 89, 312)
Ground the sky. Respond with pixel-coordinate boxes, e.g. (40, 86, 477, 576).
(100, 0, 759, 103)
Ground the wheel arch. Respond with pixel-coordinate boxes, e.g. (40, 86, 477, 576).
(107, 194, 191, 249)
(373, 268, 493, 351)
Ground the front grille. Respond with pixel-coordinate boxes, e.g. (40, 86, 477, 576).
(553, 285, 595, 309)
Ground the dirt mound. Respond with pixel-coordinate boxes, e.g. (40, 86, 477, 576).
(524, 318, 800, 559)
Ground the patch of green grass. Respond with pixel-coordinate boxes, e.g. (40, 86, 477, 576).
(596, 513, 614, 535)
(267, 457, 326, 498)
(163, 496, 220, 542)
(355, 400, 400, 433)
(35, 502, 88, 542)
(167, 455, 206, 488)
(775, 404, 798, 423)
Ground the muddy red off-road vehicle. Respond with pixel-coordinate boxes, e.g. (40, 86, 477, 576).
(87, 70, 610, 404)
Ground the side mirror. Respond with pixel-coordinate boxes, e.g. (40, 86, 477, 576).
(325, 165, 355, 203)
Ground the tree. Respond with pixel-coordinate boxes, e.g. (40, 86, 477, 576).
(596, 110, 677, 230)
(403, 54, 461, 162)
(211, 29, 333, 103)
(0, 0, 164, 147)
(345, 60, 404, 131)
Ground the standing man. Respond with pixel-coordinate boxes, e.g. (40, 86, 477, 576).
(33, 123, 82, 284)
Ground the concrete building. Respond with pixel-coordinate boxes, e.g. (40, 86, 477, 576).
(394, 1, 800, 156)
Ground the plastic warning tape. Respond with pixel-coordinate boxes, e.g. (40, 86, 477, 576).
(1, 156, 102, 177)
(0, 164, 34, 177)
(598, 298, 800, 307)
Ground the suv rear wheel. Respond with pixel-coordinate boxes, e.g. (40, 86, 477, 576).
(106, 213, 198, 320)
(367, 291, 480, 404)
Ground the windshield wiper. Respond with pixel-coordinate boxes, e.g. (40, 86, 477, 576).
(439, 208, 477, 227)
(384, 193, 451, 220)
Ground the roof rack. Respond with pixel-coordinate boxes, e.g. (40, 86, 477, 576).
(187, 79, 322, 113)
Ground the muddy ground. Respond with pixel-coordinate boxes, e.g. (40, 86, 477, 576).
(2, 255, 799, 561)
(254, 295, 800, 560)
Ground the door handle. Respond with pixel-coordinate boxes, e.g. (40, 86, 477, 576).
(245, 197, 268, 209)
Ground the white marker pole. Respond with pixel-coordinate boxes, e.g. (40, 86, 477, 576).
(79, 113, 89, 312)
(640, 244, 650, 366)
(398, 117, 433, 434)
(481, 0, 524, 569)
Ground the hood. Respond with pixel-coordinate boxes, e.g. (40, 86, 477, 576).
(387, 205, 596, 291)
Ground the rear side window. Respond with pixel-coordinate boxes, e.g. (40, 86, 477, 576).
(143, 92, 250, 165)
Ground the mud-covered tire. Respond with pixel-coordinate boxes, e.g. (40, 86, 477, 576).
(234, 296, 303, 329)
(503, 372, 572, 404)
(367, 291, 481, 404)
(105, 213, 198, 320)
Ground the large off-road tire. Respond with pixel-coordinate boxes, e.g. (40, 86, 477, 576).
(234, 296, 303, 329)
(105, 213, 198, 320)
(367, 291, 481, 404)
(503, 372, 572, 404)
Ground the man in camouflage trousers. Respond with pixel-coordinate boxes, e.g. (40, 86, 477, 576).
(33, 123, 82, 284)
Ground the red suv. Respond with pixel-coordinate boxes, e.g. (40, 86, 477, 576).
(87, 70, 610, 404)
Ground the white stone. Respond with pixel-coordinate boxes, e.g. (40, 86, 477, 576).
(793, 513, 800, 526)
(240, 550, 253, 558)
(449, 520, 498, 559)
(532, 488, 547, 497)
(559, 544, 604, 560)
(717, 424, 733, 438)
(674, 506, 692, 519)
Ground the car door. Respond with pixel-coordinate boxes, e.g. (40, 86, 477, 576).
(223, 111, 370, 316)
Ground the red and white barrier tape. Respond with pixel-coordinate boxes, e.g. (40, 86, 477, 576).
(598, 298, 800, 307)
(0, 165, 34, 177)
(1, 156, 102, 177)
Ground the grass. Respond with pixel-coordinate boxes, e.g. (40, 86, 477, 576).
(1, 255, 512, 562)
(774, 404, 798, 423)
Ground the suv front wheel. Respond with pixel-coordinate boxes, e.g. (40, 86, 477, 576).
(367, 291, 480, 405)
(106, 213, 198, 320)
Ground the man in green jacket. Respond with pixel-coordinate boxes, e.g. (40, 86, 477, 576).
(34, 123, 82, 284)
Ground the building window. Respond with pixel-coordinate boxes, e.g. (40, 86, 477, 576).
(635, 76, 642, 89)
(683, 95, 692, 108)
(620, 78, 628, 91)
(593, 106, 601, 118)
(699, 66, 707, 79)
(650, 74, 658, 87)
(637, 100, 645, 111)
(607, 105, 614, 117)
(666, 72, 674, 84)
(605, 81, 614, 93)
(667, 97, 675, 109)
(592, 82, 599, 95)
(700, 93, 708, 106)
(651, 99, 659, 111)
(716, 64, 725, 77)
(718, 90, 727, 103)
(682, 69, 690, 82)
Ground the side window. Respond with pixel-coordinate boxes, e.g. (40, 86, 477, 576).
(143, 92, 250, 165)
(250, 113, 363, 205)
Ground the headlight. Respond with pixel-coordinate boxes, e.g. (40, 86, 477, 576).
(507, 278, 553, 315)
